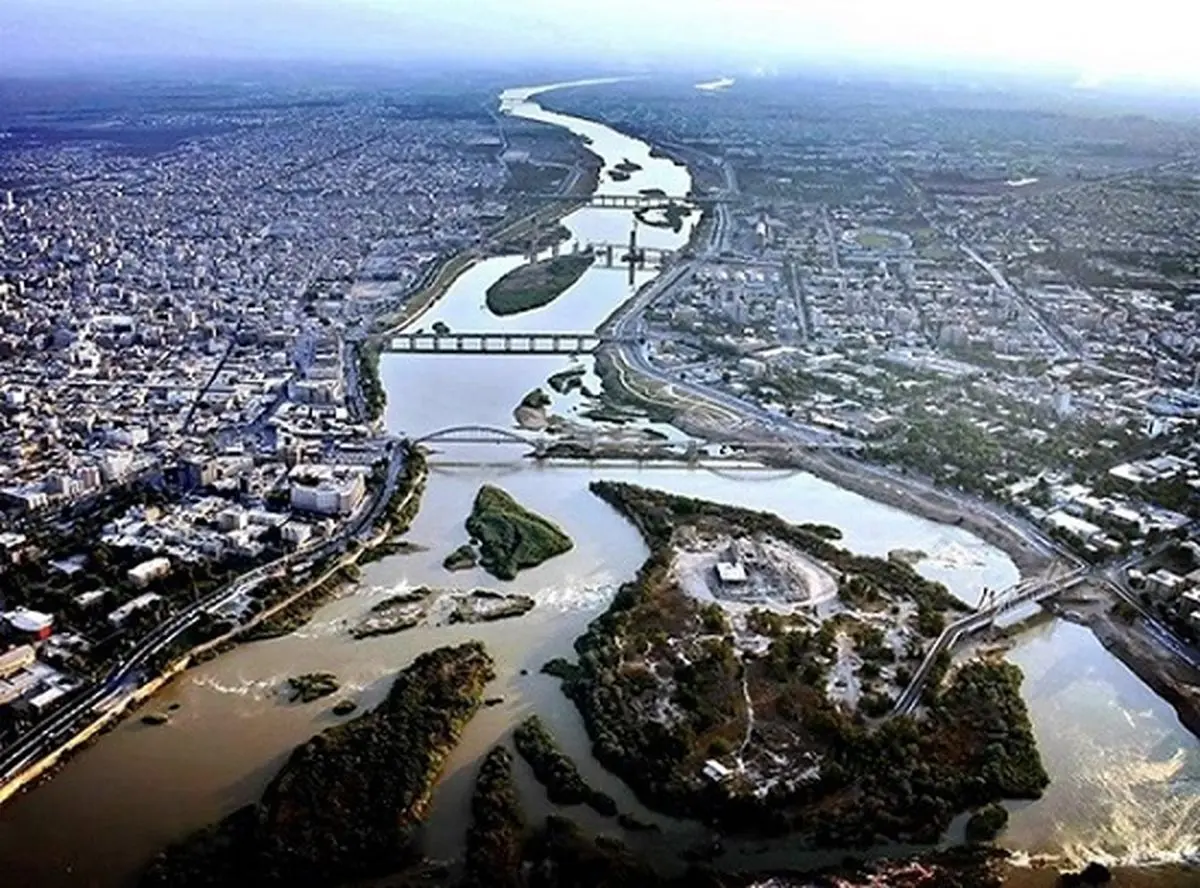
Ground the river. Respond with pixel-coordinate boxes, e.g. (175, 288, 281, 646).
(0, 80, 1195, 887)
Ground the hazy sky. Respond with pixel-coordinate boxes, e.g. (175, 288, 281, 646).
(3, 0, 1199, 89)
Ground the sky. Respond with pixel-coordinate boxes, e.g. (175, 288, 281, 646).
(2, 0, 1199, 91)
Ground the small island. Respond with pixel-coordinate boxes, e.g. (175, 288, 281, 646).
(351, 592, 427, 639)
(513, 715, 618, 816)
(464, 746, 525, 888)
(451, 589, 535, 624)
(635, 201, 693, 233)
(485, 252, 594, 317)
(463, 484, 573, 580)
(141, 643, 495, 887)
(444, 544, 479, 572)
(285, 672, 340, 704)
(609, 158, 644, 181)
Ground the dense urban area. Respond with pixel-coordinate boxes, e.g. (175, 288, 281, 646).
(0, 69, 1197, 888)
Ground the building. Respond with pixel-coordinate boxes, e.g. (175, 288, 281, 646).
(1145, 568, 1186, 600)
(715, 561, 748, 586)
(107, 592, 164, 627)
(280, 521, 313, 547)
(0, 645, 36, 679)
(128, 556, 172, 588)
(289, 465, 366, 516)
(4, 608, 54, 641)
(217, 507, 249, 532)
(702, 759, 734, 783)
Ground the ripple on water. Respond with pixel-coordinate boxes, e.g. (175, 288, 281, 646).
(1004, 620, 1200, 868)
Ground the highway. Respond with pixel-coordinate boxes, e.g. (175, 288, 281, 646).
(0, 443, 407, 789)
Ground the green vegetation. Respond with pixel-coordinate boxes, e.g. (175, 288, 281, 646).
(541, 658, 582, 681)
(358, 343, 386, 422)
(547, 482, 1044, 845)
(548, 367, 586, 394)
(464, 747, 525, 888)
(634, 201, 693, 233)
(444, 544, 479, 572)
(141, 643, 494, 887)
(332, 699, 357, 717)
(285, 672, 340, 703)
(485, 252, 594, 316)
(521, 388, 551, 410)
(514, 715, 618, 816)
(965, 803, 1009, 842)
(465, 485, 574, 581)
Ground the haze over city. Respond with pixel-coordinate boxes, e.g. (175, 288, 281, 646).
(3, 0, 1200, 90)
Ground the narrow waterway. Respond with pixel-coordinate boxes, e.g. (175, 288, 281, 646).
(0, 79, 1195, 887)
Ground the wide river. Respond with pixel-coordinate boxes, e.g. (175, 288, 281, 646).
(0, 81, 1196, 886)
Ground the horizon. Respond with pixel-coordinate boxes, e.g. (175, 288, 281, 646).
(3, 0, 1200, 97)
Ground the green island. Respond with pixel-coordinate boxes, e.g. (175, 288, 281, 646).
(485, 252, 594, 317)
(548, 366, 586, 394)
(444, 544, 479, 572)
(513, 715, 618, 816)
(520, 387, 551, 410)
(543, 481, 1045, 845)
(140, 643, 494, 887)
(285, 672, 340, 703)
(463, 746, 525, 888)
(965, 802, 1009, 842)
(464, 484, 574, 581)
(634, 202, 693, 233)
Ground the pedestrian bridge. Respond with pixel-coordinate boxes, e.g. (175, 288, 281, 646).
(386, 332, 626, 356)
(891, 567, 1089, 716)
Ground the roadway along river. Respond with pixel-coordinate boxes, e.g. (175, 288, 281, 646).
(0, 81, 1195, 887)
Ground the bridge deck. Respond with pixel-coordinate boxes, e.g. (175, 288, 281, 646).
(387, 332, 609, 356)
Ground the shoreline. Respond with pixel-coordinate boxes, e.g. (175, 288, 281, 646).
(1064, 592, 1200, 738)
(0, 452, 430, 810)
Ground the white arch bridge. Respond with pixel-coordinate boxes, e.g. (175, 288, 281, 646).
(411, 425, 855, 455)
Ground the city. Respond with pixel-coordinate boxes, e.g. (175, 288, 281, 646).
(0, 33, 1198, 888)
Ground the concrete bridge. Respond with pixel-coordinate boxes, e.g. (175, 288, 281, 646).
(584, 241, 676, 270)
(891, 567, 1090, 716)
(386, 332, 626, 356)
(524, 192, 721, 210)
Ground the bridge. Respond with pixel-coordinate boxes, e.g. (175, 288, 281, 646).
(523, 192, 723, 210)
(891, 567, 1090, 716)
(386, 332, 625, 356)
(412, 426, 858, 459)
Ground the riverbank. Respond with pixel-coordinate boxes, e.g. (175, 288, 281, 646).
(597, 347, 1055, 580)
(0, 447, 430, 811)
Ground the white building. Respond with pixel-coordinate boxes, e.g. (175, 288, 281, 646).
(280, 521, 313, 547)
(128, 556, 172, 588)
(107, 592, 164, 627)
(289, 466, 366, 516)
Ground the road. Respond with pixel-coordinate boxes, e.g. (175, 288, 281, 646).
(0, 443, 407, 789)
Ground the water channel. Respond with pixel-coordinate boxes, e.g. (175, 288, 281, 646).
(0, 80, 1196, 887)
